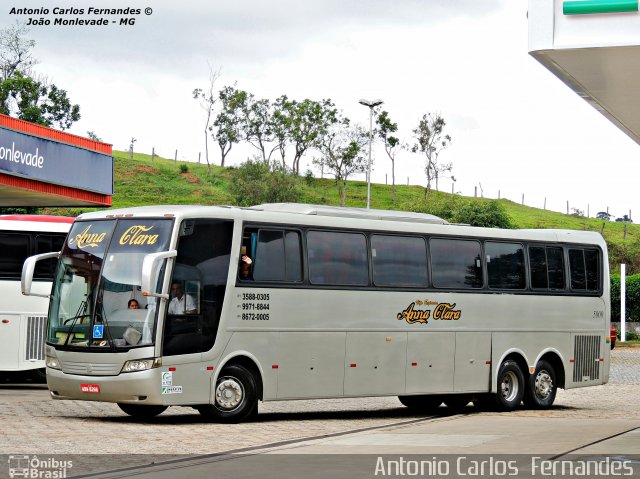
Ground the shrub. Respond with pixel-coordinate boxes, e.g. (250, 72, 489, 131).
(402, 198, 513, 229)
(179, 164, 189, 174)
(304, 169, 315, 186)
(230, 159, 301, 207)
(610, 273, 640, 321)
(450, 201, 513, 228)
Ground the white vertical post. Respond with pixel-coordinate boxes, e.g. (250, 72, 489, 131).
(621, 264, 626, 342)
(366, 107, 373, 208)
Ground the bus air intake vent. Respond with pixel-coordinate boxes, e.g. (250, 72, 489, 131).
(572, 335, 600, 383)
(26, 315, 47, 361)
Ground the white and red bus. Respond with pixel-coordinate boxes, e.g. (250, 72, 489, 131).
(0, 215, 72, 378)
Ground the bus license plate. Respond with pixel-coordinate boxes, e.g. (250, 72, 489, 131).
(80, 384, 100, 393)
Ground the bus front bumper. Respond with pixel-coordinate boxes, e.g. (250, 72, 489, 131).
(46, 367, 165, 405)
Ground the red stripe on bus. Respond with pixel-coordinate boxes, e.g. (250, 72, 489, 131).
(0, 215, 74, 223)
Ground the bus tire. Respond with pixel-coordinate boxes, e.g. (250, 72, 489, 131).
(443, 394, 472, 411)
(496, 360, 524, 411)
(398, 395, 442, 411)
(29, 368, 47, 383)
(118, 403, 168, 418)
(524, 360, 557, 409)
(206, 364, 258, 423)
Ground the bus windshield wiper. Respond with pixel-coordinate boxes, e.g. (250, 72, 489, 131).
(95, 301, 116, 351)
(63, 300, 89, 347)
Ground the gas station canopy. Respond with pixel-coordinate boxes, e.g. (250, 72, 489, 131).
(529, 0, 640, 145)
(0, 114, 113, 207)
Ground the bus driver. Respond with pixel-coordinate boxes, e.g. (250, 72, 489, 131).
(168, 281, 197, 314)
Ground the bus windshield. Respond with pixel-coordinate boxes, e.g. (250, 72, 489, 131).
(48, 218, 173, 350)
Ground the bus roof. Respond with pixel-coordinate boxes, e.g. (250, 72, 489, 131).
(75, 204, 606, 248)
(249, 203, 448, 224)
(0, 215, 74, 224)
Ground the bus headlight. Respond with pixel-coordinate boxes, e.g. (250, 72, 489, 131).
(45, 355, 61, 370)
(121, 358, 161, 373)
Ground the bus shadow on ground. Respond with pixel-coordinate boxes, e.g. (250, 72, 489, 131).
(87, 403, 579, 425)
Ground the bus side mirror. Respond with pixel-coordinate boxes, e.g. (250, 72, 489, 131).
(141, 250, 177, 299)
(22, 252, 60, 298)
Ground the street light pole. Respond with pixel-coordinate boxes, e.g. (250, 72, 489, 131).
(359, 99, 383, 209)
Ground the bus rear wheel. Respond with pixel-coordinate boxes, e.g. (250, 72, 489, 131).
(398, 395, 443, 411)
(495, 360, 524, 411)
(524, 360, 557, 409)
(118, 403, 168, 418)
(199, 364, 258, 423)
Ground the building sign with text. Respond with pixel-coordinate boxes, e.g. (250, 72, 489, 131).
(0, 126, 113, 195)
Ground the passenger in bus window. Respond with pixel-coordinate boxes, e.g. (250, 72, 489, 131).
(240, 254, 253, 280)
(128, 299, 140, 309)
(168, 281, 197, 314)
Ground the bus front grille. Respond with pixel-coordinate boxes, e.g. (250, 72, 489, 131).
(61, 361, 122, 376)
(572, 335, 601, 382)
(26, 316, 47, 361)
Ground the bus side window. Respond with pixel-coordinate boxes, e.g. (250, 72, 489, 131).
(0, 233, 29, 280)
(240, 229, 302, 282)
(569, 248, 600, 292)
(430, 238, 483, 289)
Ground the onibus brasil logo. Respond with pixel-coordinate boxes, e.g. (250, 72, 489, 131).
(8, 455, 72, 478)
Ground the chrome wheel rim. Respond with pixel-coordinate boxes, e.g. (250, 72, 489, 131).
(534, 370, 553, 400)
(500, 370, 519, 402)
(215, 377, 244, 411)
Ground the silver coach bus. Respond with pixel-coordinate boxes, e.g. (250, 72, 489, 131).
(21, 203, 610, 422)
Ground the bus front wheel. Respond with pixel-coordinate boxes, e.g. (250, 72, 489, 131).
(118, 403, 168, 418)
(524, 360, 557, 409)
(200, 364, 258, 423)
(496, 360, 524, 411)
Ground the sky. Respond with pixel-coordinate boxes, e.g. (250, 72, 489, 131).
(1, 0, 638, 219)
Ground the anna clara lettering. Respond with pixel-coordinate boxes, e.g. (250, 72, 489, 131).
(119, 225, 159, 245)
(68, 224, 159, 249)
(397, 300, 461, 325)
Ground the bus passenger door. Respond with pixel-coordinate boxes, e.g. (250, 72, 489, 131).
(405, 332, 455, 393)
(454, 332, 492, 392)
(344, 332, 407, 396)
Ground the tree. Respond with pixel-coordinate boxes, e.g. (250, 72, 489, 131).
(0, 24, 80, 130)
(411, 113, 452, 201)
(242, 96, 275, 163)
(192, 65, 220, 174)
(376, 110, 401, 203)
(86, 131, 102, 142)
(0, 72, 80, 130)
(270, 95, 291, 169)
(315, 120, 368, 207)
(271, 96, 339, 175)
(0, 22, 36, 81)
(214, 85, 248, 167)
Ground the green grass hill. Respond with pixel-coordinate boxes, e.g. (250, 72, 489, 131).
(42, 150, 640, 274)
